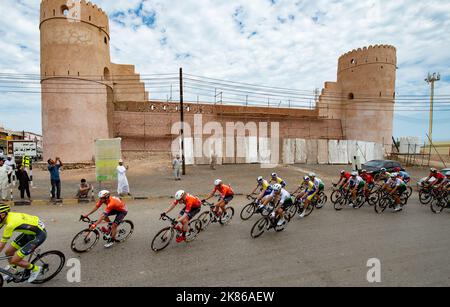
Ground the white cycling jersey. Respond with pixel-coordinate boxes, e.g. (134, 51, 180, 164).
(270, 188, 291, 204)
(349, 176, 363, 186)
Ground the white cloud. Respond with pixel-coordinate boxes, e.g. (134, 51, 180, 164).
(0, 0, 449, 139)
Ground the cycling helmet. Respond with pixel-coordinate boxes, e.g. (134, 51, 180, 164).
(175, 190, 185, 200)
(257, 176, 263, 182)
(391, 173, 398, 178)
(445, 171, 450, 177)
(309, 172, 316, 177)
(394, 167, 401, 172)
(351, 171, 358, 177)
(340, 170, 346, 175)
(361, 169, 367, 173)
(380, 168, 386, 172)
(271, 173, 277, 178)
(0, 204, 11, 214)
(214, 179, 222, 186)
(272, 184, 282, 192)
(98, 190, 110, 199)
(303, 176, 310, 181)
(430, 168, 437, 173)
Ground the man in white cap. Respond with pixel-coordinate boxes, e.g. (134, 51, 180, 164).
(116, 159, 131, 197)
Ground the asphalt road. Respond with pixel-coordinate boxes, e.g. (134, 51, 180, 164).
(5, 192, 450, 287)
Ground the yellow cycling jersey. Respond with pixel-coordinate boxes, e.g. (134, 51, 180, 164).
(304, 180, 315, 191)
(1, 212, 45, 243)
(261, 180, 270, 191)
(271, 177, 284, 185)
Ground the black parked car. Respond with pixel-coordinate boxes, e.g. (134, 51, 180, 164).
(362, 160, 404, 177)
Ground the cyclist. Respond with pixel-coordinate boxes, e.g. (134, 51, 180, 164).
(296, 176, 319, 217)
(270, 173, 286, 188)
(377, 168, 391, 183)
(309, 173, 324, 201)
(360, 169, 374, 197)
(0, 204, 46, 283)
(394, 167, 411, 184)
(435, 171, 450, 192)
(336, 170, 351, 188)
(345, 171, 365, 207)
(161, 190, 201, 243)
(423, 168, 445, 187)
(262, 184, 292, 226)
(249, 176, 273, 203)
(385, 173, 406, 212)
(203, 179, 234, 220)
(83, 190, 128, 248)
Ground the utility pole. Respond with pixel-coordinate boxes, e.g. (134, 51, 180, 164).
(179, 68, 186, 175)
(425, 72, 440, 145)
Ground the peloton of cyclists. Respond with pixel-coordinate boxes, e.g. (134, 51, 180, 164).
(161, 190, 202, 243)
(203, 179, 234, 220)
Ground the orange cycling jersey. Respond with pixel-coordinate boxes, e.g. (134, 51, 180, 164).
(96, 196, 128, 214)
(212, 184, 234, 198)
(173, 193, 201, 213)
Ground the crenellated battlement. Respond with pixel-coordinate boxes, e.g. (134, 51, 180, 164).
(337, 44, 397, 73)
(40, 0, 109, 34)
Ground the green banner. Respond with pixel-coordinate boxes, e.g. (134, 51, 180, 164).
(94, 138, 122, 182)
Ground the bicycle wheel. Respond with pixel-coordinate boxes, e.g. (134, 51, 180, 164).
(251, 217, 269, 238)
(367, 191, 380, 206)
(240, 203, 256, 221)
(354, 195, 365, 209)
(220, 207, 235, 225)
(31, 250, 66, 284)
(186, 219, 202, 242)
(151, 227, 174, 252)
(330, 190, 341, 204)
(116, 220, 134, 242)
(198, 211, 212, 231)
(375, 197, 389, 214)
(285, 203, 298, 221)
(303, 202, 314, 217)
(419, 190, 432, 205)
(406, 186, 413, 198)
(71, 229, 100, 253)
(430, 198, 446, 214)
(316, 193, 327, 209)
(334, 196, 345, 211)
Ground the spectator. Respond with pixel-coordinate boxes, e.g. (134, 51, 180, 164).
(76, 179, 92, 199)
(0, 159, 8, 201)
(172, 155, 182, 181)
(48, 157, 63, 200)
(117, 159, 131, 197)
(15, 164, 31, 201)
(210, 153, 217, 170)
(5, 155, 16, 185)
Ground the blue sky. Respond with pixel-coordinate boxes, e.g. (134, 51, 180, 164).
(0, 0, 449, 143)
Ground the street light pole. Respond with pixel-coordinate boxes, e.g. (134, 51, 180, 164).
(425, 72, 440, 145)
(179, 67, 186, 175)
